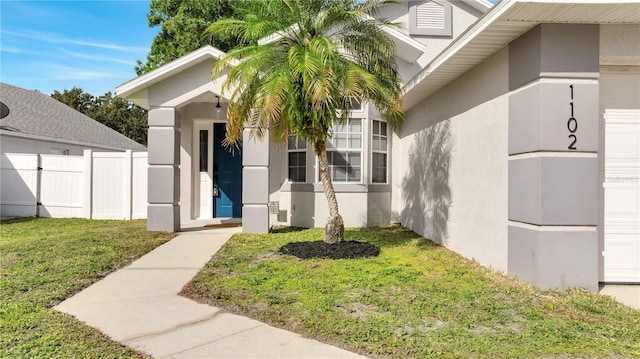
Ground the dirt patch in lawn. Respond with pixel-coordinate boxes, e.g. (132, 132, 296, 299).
(279, 240, 380, 259)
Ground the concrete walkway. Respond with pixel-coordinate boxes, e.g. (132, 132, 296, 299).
(55, 227, 367, 359)
(599, 284, 640, 310)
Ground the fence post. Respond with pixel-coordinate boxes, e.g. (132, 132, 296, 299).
(83, 150, 92, 219)
(35, 155, 42, 217)
(124, 150, 133, 220)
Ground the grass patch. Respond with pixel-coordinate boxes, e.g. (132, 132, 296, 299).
(0, 217, 174, 358)
(183, 226, 640, 358)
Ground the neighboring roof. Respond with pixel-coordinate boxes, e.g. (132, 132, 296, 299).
(403, 0, 640, 110)
(116, 46, 226, 109)
(0, 83, 146, 151)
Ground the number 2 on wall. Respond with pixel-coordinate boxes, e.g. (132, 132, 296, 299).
(568, 85, 577, 150)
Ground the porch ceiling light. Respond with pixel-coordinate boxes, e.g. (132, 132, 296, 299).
(215, 95, 221, 109)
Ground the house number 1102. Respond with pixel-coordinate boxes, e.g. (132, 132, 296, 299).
(568, 84, 578, 150)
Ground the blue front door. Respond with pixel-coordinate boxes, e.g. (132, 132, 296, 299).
(213, 123, 242, 218)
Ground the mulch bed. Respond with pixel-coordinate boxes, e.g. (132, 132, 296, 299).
(279, 240, 380, 260)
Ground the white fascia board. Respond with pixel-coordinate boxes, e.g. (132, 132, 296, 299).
(403, 0, 516, 95)
(382, 24, 427, 62)
(0, 130, 144, 152)
(464, 0, 494, 13)
(523, 0, 638, 3)
(116, 45, 227, 99)
(403, 0, 640, 99)
(258, 24, 297, 45)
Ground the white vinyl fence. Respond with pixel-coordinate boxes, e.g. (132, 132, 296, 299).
(1, 150, 147, 219)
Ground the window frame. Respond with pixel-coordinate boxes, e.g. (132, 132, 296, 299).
(321, 118, 364, 184)
(371, 119, 389, 184)
(287, 135, 307, 183)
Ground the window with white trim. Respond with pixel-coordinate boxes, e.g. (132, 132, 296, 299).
(371, 120, 388, 183)
(325, 118, 362, 182)
(287, 135, 307, 182)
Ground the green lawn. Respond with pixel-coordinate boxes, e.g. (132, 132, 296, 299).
(183, 226, 640, 358)
(0, 218, 174, 358)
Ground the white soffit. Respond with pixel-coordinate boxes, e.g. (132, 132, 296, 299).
(384, 24, 427, 63)
(403, 0, 640, 111)
(116, 45, 226, 108)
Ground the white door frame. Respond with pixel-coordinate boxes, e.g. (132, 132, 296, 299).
(193, 119, 213, 219)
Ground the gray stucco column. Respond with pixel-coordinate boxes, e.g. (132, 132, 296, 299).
(242, 128, 269, 233)
(147, 107, 180, 232)
(507, 24, 600, 291)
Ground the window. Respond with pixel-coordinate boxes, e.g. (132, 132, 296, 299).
(371, 120, 388, 183)
(326, 119, 362, 182)
(199, 130, 208, 172)
(350, 98, 362, 111)
(287, 135, 306, 182)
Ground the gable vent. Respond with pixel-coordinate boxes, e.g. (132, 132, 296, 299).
(416, 1, 445, 29)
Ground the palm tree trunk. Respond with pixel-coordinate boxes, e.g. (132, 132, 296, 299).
(316, 143, 344, 244)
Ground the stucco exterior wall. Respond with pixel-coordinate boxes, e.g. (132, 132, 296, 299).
(178, 105, 194, 225)
(268, 141, 286, 213)
(147, 60, 221, 108)
(384, 1, 485, 82)
(392, 48, 510, 272)
(277, 187, 390, 228)
(319, 192, 368, 227)
(287, 190, 315, 228)
(600, 24, 640, 66)
(507, 24, 601, 291)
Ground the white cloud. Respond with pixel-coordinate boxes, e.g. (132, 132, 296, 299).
(1, 29, 148, 54)
(25, 62, 132, 81)
(60, 50, 136, 66)
(0, 47, 26, 54)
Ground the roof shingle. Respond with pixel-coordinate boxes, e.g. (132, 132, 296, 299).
(0, 83, 146, 151)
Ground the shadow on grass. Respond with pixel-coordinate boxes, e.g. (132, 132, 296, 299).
(0, 216, 39, 224)
(279, 241, 380, 259)
(345, 226, 439, 250)
(270, 226, 309, 234)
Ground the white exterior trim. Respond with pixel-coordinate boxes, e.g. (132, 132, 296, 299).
(403, 0, 640, 110)
(509, 220, 598, 231)
(116, 46, 227, 100)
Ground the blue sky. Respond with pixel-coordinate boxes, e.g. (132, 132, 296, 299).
(1, 0, 157, 96)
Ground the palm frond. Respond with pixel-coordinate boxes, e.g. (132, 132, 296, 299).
(207, 0, 405, 147)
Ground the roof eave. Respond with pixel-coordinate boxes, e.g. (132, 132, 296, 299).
(402, 0, 640, 111)
(464, 0, 494, 13)
(403, 0, 516, 97)
(116, 45, 226, 101)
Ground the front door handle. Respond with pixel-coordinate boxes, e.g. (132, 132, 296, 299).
(213, 184, 219, 197)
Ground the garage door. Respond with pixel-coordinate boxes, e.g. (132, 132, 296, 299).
(603, 109, 640, 283)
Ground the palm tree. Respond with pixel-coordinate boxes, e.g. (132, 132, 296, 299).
(207, 0, 404, 244)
